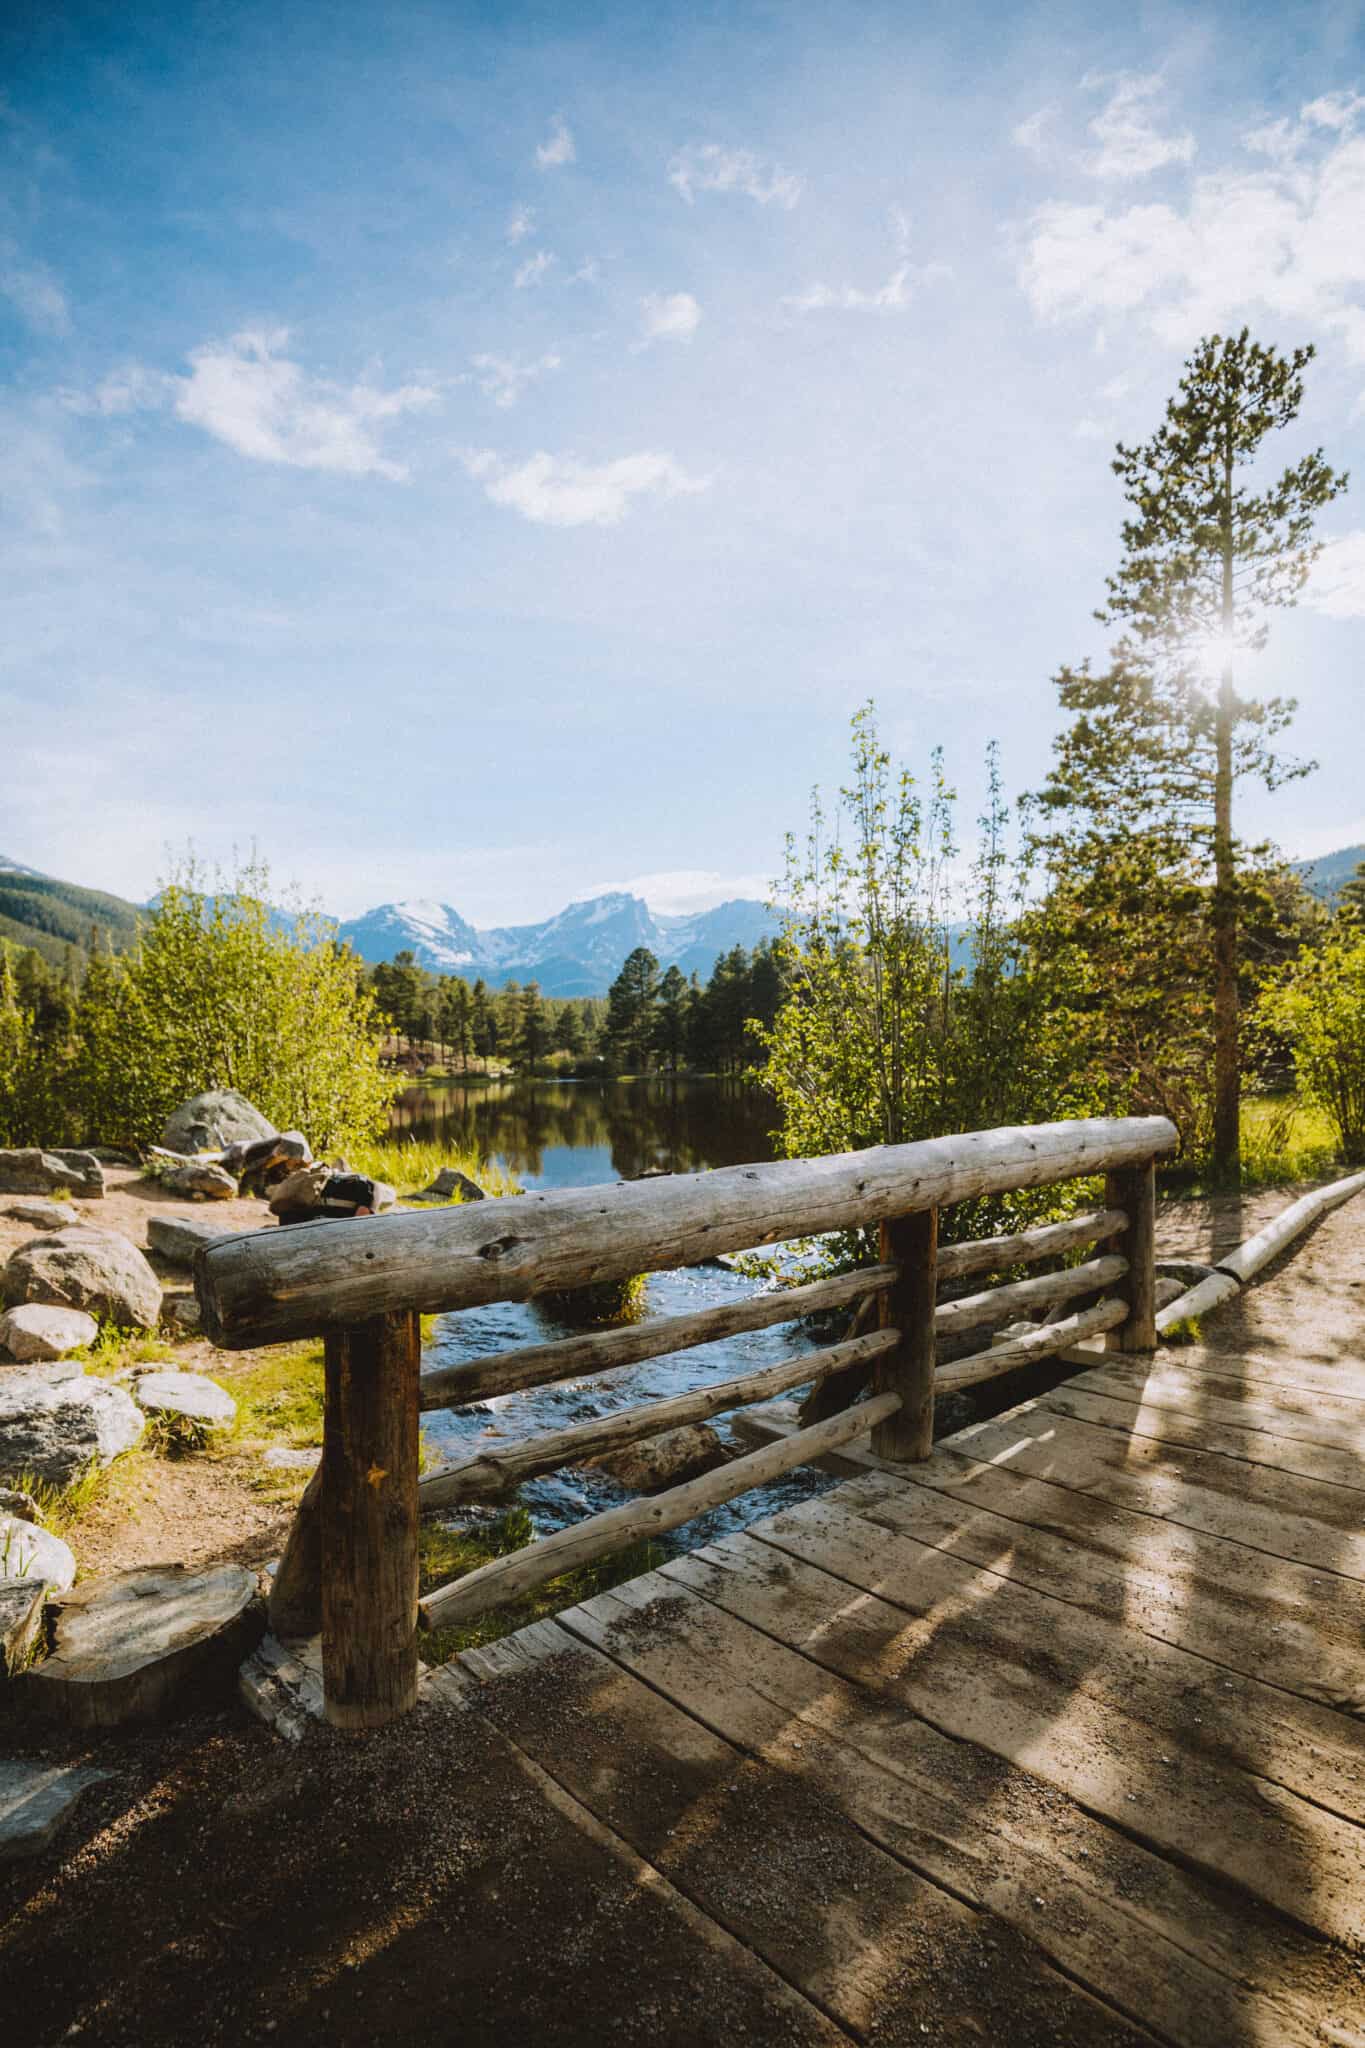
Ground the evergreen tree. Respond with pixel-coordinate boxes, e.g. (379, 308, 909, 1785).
(653, 965, 689, 1072)
(1339, 861, 1365, 926)
(471, 978, 498, 1060)
(606, 947, 660, 1069)
(1039, 331, 1347, 1181)
(555, 999, 585, 1057)
(518, 981, 548, 1068)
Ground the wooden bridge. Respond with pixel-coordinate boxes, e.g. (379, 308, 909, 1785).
(197, 1118, 1365, 2046)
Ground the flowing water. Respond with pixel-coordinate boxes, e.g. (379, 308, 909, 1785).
(396, 1077, 841, 1543)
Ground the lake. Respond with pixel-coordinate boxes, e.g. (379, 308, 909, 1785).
(397, 1077, 841, 1544)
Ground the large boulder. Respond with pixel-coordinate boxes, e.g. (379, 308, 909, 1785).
(0, 1149, 103, 1200)
(5, 1225, 162, 1329)
(0, 1514, 76, 1591)
(586, 1422, 731, 1494)
(0, 1303, 99, 1363)
(25, 1563, 263, 1728)
(0, 1370, 144, 1488)
(132, 1369, 236, 1436)
(160, 1091, 274, 1156)
(147, 1211, 236, 1267)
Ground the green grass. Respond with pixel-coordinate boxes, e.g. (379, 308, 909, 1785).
(1236, 1094, 1340, 1189)
(417, 1506, 663, 1663)
(1, 1458, 111, 1535)
(347, 1136, 521, 1202)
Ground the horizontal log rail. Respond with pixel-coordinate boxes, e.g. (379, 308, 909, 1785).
(419, 1262, 900, 1412)
(419, 1391, 903, 1630)
(196, 1116, 1176, 1349)
(209, 1115, 1175, 1730)
(419, 1326, 899, 1507)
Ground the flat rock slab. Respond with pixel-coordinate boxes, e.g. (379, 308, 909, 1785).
(5, 1226, 162, 1331)
(1, 1580, 46, 1678)
(132, 1370, 236, 1433)
(0, 1760, 112, 1861)
(0, 1303, 99, 1363)
(240, 1631, 436, 1742)
(146, 1212, 238, 1267)
(0, 1149, 103, 1199)
(261, 1445, 318, 1470)
(25, 1563, 263, 1729)
(0, 1515, 76, 1592)
(3, 1199, 74, 1232)
(0, 1370, 144, 1488)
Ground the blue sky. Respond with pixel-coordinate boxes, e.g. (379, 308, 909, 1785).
(3, 0, 1364, 923)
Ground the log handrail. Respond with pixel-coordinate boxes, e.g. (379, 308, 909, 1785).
(223, 1113, 1175, 1730)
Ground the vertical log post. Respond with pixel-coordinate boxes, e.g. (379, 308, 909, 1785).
(1105, 1157, 1157, 1352)
(321, 1307, 422, 1730)
(872, 1207, 937, 1460)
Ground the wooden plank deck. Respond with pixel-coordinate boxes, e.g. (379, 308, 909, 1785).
(429, 1333, 1365, 2048)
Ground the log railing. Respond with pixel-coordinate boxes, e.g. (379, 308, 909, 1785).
(195, 1114, 1175, 1730)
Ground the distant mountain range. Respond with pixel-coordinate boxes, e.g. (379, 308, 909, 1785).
(4, 840, 1361, 996)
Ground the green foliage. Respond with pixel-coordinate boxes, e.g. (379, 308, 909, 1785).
(0, 870, 140, 971)
(63, 855, 392, 1151)
(537, 1273, 649, 1325)
(606, 946, 661, 1069)
(1256, 933, 1365, 1162)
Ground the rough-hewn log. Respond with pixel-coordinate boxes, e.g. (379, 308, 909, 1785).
(267, 1463, 322, 1639)
(418, 1263, 899, 1412)
(1215, 1170, 1365, 1285)
(419, 1326, 898, 1507)
(197, 1117, 1177, 1348)
(935, 1207, 1127, 1281)
(321, 1309, 421, 1731)
(872, 1209, 936, 1461)
(419, 1391, 901, 1630)
(934, 1253, 1128, 1338)
(1105, 1160, 1157, 1352)
(935, 1297, 1128, 1391)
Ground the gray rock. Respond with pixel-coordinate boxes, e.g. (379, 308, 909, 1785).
(586, 1422, 730, 1494)
(0, 1760, 112, 1860)
(160, 1292, 202, 1332)
(373, 1180, 396, 1212)
(0, 1356, 84, 1386)
(4, 1199, 73, 1231)
(132, 1369, 236, 1434)
(238, 1631, 327, 1742)
(0, 1514, 76, 1591)
(5, 1225, 162, 1330)
(224, 1130, 312, 1193)
(25, 1563, 263, 1728)
(0, 1303, 99, 1362)
(157, 1161, 239, 1201)
(0, 1485, 40, 1520)
(161, 1090, 274, 1156)
(411, 1166, 486, 1204)
(267, 1164, 329, 1218)
(87, 1147, 138, 1165)
(0, 1370, 144, 1487)
(147, 1211, 235, 1266)
(261, 1445, 318, 1470)
(0, 1148, 104, 1199)
(1, 1580, 46, 1678)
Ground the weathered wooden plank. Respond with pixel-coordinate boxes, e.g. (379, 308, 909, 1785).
(455, 1618, 1158, 2047)
(949, 1406, 1365, 1576)
(197, 1115, 1177, 1347)
(1160, 1347, 1365, 1404)
(1066, 1358, 1365, 1454)
(933, 1252, 1128, 1337)
(1105, 1159, 1157, 1351)
(744, 1486, 1365, 1819)
(418, 1326, 897, 1507)
(320, 1308, 420, 1730)
(1038, 1380, 1365, 1493)
(418, 1391, 900, 1628)
(659, 1533, 1365, 1945)
(418, 1263, 899, 1411)
(872, 1208, 936, 1460)
(935, 1296, 1127, 1391)
(1216, 1170, 1365, 1284)
(563, 1573, 1362, 2044)
(935, 1206, 1127, 1281)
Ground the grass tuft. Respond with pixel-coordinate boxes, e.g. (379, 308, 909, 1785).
(347, 1137, 520, 1202)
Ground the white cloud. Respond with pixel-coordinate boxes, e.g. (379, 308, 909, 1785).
(637, 291, 701, 343)
(668, 143, 802, 209)
(1306, 530, 1365, 617)
(472, 351, 561, 408)
(1303, 90, 1365, 132)
(61, 363, 175, 415)
(174, 329, 437, 478)
(506, 206, 535, 243)
(535, 117, 575, 169)
(514, 249, 555, 289)
(459, 447, 711, 527)
(1083, 72, 1195, 179)
(785, 266, 913, 313)
(0, 245, 70, 336)
(1013, 107, 1054, 158)
(1017, 117, 1365, 364)
(1245, 88, 1365, 164)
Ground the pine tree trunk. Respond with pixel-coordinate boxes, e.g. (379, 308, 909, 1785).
(1212, 440, 1240, 1187)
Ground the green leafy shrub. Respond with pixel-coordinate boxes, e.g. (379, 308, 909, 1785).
(1257, 933, 1365, 1163)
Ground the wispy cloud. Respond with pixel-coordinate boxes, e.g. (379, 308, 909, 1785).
(535, 117, 575, 170)
(668, 143, 802, 208)
(459, 447, 711, 527)
(785, 211, 946, 314)
(0, 244, 71, 336)
(637, 291, 701, 344)
(61, 363, 175, 415)
(506, 205, 535, 243)
(514, 249, 555, 288)
(1306, 530, 1365, 617)
(1082, 72, 1195, 179)
(472, 351, 561, 408)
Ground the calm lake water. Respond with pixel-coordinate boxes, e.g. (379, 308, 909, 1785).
(397, 1078, 841, 1544)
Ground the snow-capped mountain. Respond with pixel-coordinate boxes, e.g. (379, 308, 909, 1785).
(336, 891, 780, 995)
